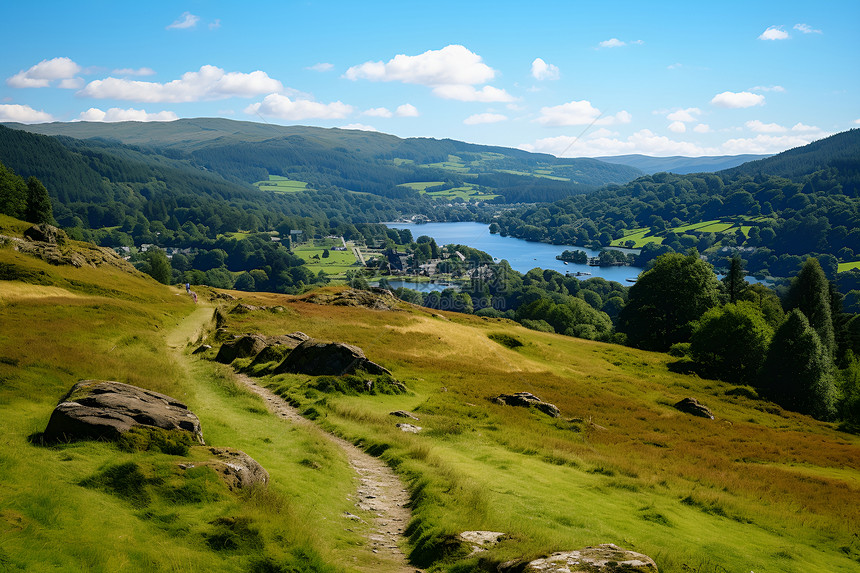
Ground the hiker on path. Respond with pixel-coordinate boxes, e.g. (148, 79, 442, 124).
(185, 282, 191, 293)
(192, 291, 197, 303)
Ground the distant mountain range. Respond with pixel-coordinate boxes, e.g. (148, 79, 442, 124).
(595, 154, 770, 175)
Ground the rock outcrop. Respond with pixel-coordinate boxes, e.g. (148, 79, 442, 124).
(390, 410, 419, 420)
(215, 334, 268, 364)
(396, 423, 422, 433)
(182, 447, 269, 490)
(24, 224, 66, 244)
(674, 397, 714, 419)
(501, 544, 657, 572)
(492, 392, 560, 418)
(273, 339, 391, 376)
(303, 288, 400, 310)
(43, 380, 204, 444)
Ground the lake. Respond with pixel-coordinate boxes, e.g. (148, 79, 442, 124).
(384, 221, 644, 284)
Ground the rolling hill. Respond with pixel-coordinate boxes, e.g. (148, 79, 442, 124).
(596, 153, 769, 175)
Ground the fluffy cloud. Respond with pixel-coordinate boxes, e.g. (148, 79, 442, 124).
(112, 68, 156, 77)
(668, 121, 686, 133)
(7, 57, 82, 88)
(0, 104, 54, 123)
(77, 107, 178, 122)
(80, 65, 283, 102)
(693, 123, 711, 133)
(521, 129, 711, 157)
(536, 100, 630, 126)
(339, 123, 377, 131)
(746, 120, 786, 133)
(307, 63, 334, 72)
(710, 91, 765, 108)
(345, 45, 495, 86)
(363, 107, 393, 118)
(58, 78, 85, 89)
(395, 104, 419, 117)
(598, 38, 626, 48)
(791, 122, 820, 132)
(759, 26, 789, 40)
(464, 113, 507, 125)
(721, 133, 826, 154)
(167, 12, 199, 30)
(245, 93, 353, 120)
(794, 23, 822, 34)
(666, 107, 701, 123)
(531, 58, 559, 81)
(431, 84, 514, 102)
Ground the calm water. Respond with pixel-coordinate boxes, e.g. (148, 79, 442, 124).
(385, 221, 644, 284)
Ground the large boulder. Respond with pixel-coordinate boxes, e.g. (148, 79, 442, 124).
(492, 392, 560, 418)
(183, 447, 269, 490)
(24, 223, 67, 245)
(501, 544, 657, 572)
(43, 380, 203, 444)
(674, 397, 714, 419)
(215, 334, 268, 364)
(273, 339, 390, 376)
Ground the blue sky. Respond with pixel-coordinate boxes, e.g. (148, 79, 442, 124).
(2, 0, 857, 157)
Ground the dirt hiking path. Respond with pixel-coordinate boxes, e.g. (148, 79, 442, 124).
(237, 374, 419, 573)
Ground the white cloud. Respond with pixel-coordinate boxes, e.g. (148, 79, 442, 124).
(112, 68, 156, 77)
(245, 93, 353, 120)
(721, 133, 827, 154)
(58, 77, 85, 89)
(693, 123, 711, 133)
(521, 129, 712, 157)
(711, 91, 765, 108)
(464, 113, 507, 125)
(340, 123, 377, 131)
(666, 107, 701, 123)
(167, 12, 199, 30)
(667, 63, 683, 70)
(79, 65, 283, 102)
(598, 38, 626, 48)
(751, 85, 785, 93)
(77, 107, 178, 122)
(536, 100, 629, 126)
(668, 121, 686, 133)
(791, 122, 820, 132)
(854, 119, 860, 125)
(307, 63, 334, 72)
(0, 103, 55, 123)
(431, 84, 514, 102)
(7, 57, 82, 88)
(345, 45, 495, 86)
(531, 58, 559, 81)
(746, 120, 786, 133)
(363, 107, 393, 118)
(759, 26, 789, 40)
(395, 103, 419, 117)
(794, 23, 821, 34)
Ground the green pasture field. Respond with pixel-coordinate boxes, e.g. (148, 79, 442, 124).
(293, 239, 359, 275)
(398, 181, 445, 192)
(220, 287, 860, 572)
(838, 260, 860, 273)
(253, 175, 308, 193)
(610, 229, 665, 248)
(498, 169, 570, 181)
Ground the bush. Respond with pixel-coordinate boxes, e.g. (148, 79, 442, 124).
(487, 333, 523, 349)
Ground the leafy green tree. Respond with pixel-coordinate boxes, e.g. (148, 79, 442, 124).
(760, 309, 837, 420)
(0, 162, 27, 219)
(145, 249, 172, 284)
(618, 251, 722, 350)
(785, 258, 835, 354)
(233, 272, 256, 291)
(25, 176, 54, 224)
(690, 302, 773, 385)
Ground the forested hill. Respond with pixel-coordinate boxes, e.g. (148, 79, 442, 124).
(492, 129, 860, 285)
(720, 128, 860, 179)
(2, 118, 642, 203)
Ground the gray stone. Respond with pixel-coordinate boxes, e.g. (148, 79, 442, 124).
(390, 410, 419, 420)
(674, 397, 714, 419)
(24, 224, 66, 245)
(500, 544, 658, 572)
(43, 380, 204, 444)
(492, 392, 560, 417)
(396, 423, 422, 433)
(185, 447, 269, 490)
(273, 339, 391, 376)
(215, 334, 268, 364)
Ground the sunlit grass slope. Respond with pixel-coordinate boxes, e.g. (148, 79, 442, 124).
(224, 286, 860, 573)
(0, 220, 375, 572)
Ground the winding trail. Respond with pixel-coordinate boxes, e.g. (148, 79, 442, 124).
(166, 299, 417, 572)
(237, 374, 417, 573)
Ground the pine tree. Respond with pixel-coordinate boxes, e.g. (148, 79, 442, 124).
(786, 258, 835, 354)
(760, 309, 837, 420)
(722, 256, 747, 304)
(25, 176, 54, 224)
(145, 249, 172, 285)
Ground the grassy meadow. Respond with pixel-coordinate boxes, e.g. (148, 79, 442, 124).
(254, 175, 309, 193)
(220, 287, 860, 572)
(292, 238, 360, 276)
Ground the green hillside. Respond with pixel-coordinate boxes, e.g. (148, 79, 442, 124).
(1, 213, 858, 572)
